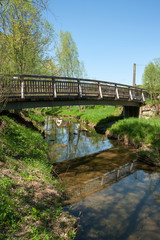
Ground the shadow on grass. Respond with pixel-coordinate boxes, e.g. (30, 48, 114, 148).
(95, 114, 123, 134)
(45, 107, 63, 115)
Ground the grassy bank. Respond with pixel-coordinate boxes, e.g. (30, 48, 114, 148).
(42, 105, 122, 125)
(0, 115, 77, 240)
(22, 109, 45, 125)
(107, 118, 160, 156)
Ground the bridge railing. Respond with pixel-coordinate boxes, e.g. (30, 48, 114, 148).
(0, 74, 149, 102)
(66, 160, 136, 203)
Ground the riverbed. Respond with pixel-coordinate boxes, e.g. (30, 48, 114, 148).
(44, 117, 160, 240)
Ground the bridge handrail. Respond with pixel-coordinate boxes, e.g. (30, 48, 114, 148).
(0, 74, 149, 102)
(0, 73, 147, 91)
(20, 74, 147, 90)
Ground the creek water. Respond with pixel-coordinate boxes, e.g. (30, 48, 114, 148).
(44, 117, 160, 240)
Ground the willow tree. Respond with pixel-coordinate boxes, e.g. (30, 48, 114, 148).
(0, 0, 54, 74)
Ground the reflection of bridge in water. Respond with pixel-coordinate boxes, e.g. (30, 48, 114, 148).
(53, 148, 137, 204)
(66, 161, 136, 204)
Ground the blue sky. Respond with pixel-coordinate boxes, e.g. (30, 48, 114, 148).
(46, 0, 160, 85)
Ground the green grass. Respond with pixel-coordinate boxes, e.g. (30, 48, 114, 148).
(0, 177, 21, 237)
(22, 109, 45, 124)
(1, 116, 48, 165)
(108, 118, 160, 151)
(0, 115, 77, 239)
(42, 105, 122, 125)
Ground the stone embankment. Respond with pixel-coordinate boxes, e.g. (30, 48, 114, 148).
(139, 104, 156, 119)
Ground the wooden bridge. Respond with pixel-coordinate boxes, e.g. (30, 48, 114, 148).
(1, 74, 149, 116)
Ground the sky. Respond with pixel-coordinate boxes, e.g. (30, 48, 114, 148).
(45, 0, 160, 86)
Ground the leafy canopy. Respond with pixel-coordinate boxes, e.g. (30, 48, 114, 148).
(56, 30, 86, 78)
(0, 0, 54, 74)
(143, 58, 160, 96)
(143, 58, 160, 114)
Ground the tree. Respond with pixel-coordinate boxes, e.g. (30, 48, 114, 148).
(143, 58, 160, 114)
(0, 0, 54, 74)
(55, 30, 87, 111)
(38, 57, 61, 76)
(56, 30, 86, 78)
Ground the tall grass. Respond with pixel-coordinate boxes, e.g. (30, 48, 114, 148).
(109, 118, 160, 150)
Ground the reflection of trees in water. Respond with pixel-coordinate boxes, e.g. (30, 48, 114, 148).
(44, 117, 111, 162)
(67, 120, 91, 160)
(135, 162, 160, 204)
(146, 172, 160, 204)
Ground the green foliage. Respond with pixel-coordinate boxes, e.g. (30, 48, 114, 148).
(56, 30, 87, 78)
(143, 59, 160, 95)
(1, 1, 86, 77)
(109, 118, 160, 150)
(0, 115, 77, 239)
(145, 98, 155, 105)
(1, 116, 48, 164)
(0, 0, 55, 74)
(143, 59, 160, 114)
(0, 177, 21, 238)
(39, 57, 60, 76)
(0, 115, 51, 182)
(22, 109, 45, 124)
(43, 105, 121, 124)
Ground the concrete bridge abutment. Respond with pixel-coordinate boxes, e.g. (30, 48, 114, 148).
(123, 106, 140, 118)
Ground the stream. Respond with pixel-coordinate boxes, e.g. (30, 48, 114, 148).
(44, 117, 160, 240)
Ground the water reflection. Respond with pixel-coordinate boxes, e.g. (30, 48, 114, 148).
(53, 147, 136, 204)
(44, 117, 160, 239)
(44, 117, 112, 162)
(67, 168, 160, 240)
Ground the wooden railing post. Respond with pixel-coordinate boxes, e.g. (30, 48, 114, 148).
(129, 87, 133, 100)
(52, 78, 57, 98)
(141, 90, 145, 102)
(101, 177, 104, 186)
(21, 76, 24, 99)
(129, 162, 134, 172)
(116, 169, 120, 179)
(98, 82, 103, 98)
(115, 84, 119, 99)
(78, 79, 82, 98)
